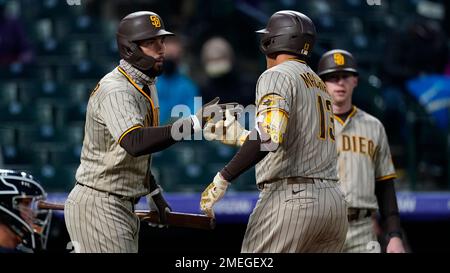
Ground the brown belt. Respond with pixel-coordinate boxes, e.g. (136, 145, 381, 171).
(257, 177, 318, 190)
(76, 182, 140, 204)
(347, 208, 374, 221)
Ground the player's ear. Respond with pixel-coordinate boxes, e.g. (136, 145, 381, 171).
(352, 75, 359, 88)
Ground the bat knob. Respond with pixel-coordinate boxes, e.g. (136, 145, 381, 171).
(209, 218, 216, 230)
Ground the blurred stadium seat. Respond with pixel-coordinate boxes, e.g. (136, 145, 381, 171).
(28, 164, 77, 192)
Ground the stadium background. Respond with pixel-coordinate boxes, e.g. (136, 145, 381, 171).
(1, 0, 450, 252)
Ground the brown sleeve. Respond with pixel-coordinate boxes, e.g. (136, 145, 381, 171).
(120, 125, 176, 157)
(120, 117, 197, 157)
(375, 179, 403, 238)
(220, 128, 269, 182)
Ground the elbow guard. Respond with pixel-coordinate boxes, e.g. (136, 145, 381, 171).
(255, 108, 289, 152)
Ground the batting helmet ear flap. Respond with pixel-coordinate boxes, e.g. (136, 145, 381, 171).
(116, 35, 156, 71)
(259, 37, 274, 55)
(125, 40, 138, 57)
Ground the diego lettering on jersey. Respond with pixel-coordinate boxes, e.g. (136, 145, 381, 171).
(300, 72, 327, 92)
(339, 134, 377, 159)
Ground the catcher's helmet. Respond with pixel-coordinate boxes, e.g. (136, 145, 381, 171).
(256, 10, 316, 58)
(317, 49, 358, 78)
(0, 169, 51, 251)
(117, 11, 174, 71)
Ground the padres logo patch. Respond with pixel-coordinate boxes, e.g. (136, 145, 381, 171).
(150, 15, 161, 27)
(333, 53, 345, 66)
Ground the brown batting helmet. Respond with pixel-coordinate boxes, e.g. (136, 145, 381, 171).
(256, 10, 316, 58)
(317, 49, 358, 78)
(116, 11, 174, 71)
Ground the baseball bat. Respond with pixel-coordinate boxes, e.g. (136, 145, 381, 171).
(37, 201, 215, 230)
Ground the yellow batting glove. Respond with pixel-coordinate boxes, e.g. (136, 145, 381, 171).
(200, 172, 229, 218)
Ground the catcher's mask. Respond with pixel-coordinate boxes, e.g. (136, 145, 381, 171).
(0, 169, 52, 251)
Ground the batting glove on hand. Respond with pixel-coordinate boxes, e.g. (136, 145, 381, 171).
(192, 99, 242, 133)
(147, 187, 172, 228)
(204, 109, 249, 146)
(191, 97, 220, 133)
(200, 172, 229, 218)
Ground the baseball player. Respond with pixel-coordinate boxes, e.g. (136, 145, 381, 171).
(64, 11, 229, 253)
(317, 49, 406, 253)
(0, 169, 52, 253)
(200, 10, 348, 253)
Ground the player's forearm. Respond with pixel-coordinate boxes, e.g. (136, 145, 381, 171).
(120, 125, 177, 156)
(147, 171, 159, 193)
(375, 179, 402, 236)
(220, 129, 269, 182)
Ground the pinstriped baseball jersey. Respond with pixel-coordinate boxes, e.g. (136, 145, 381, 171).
(334, 106, 396, 209)
(75, 60, 159, 198)
(255, 60, 338, 184)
